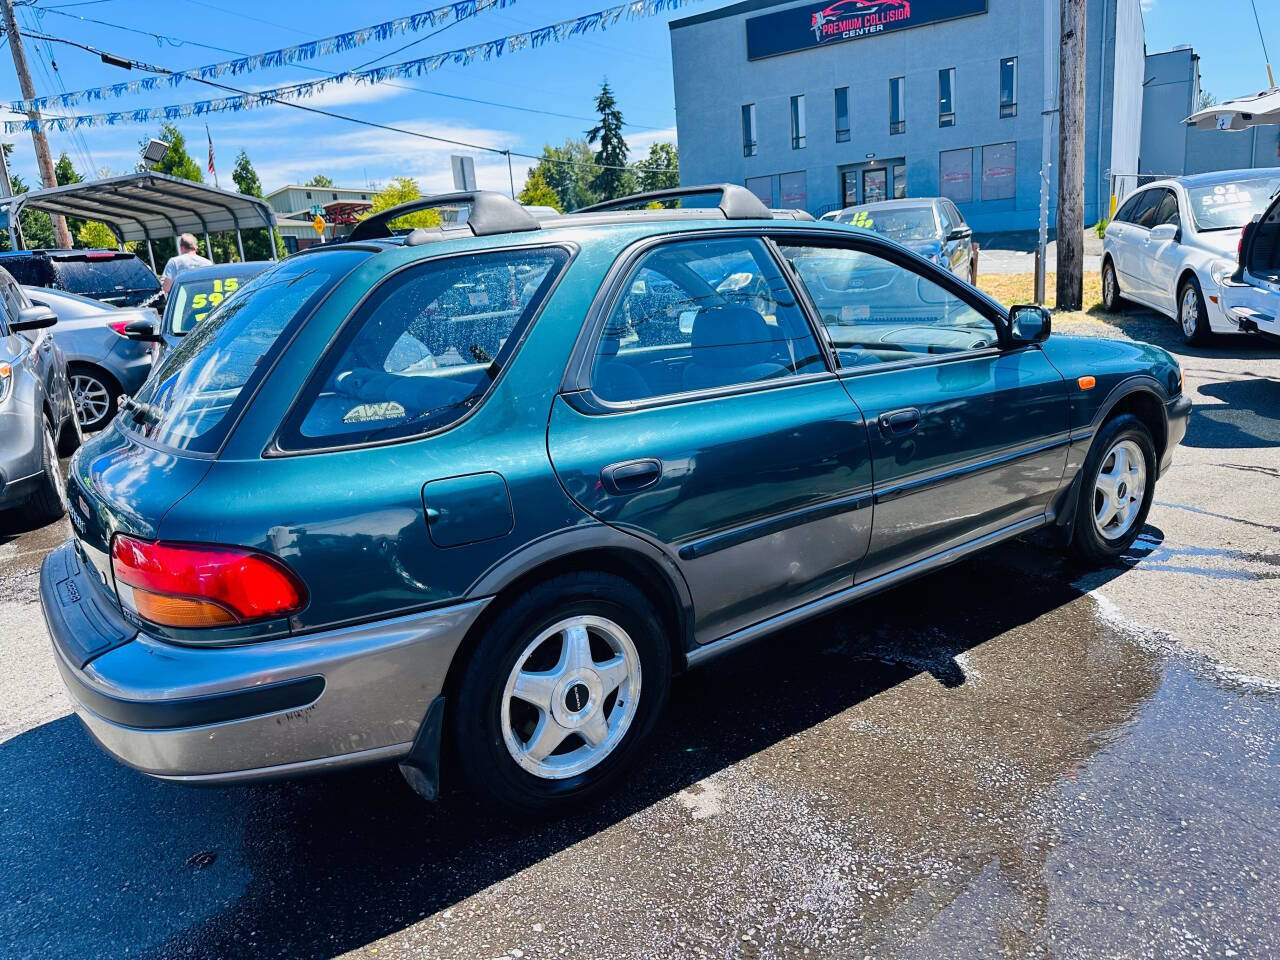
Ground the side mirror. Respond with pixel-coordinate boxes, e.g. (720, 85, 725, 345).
(123, 319, 161, 342)
(1149, 223, 1179, 243)
(10, 305, 57, 332)
(946, 226, 971, 242)
(1009, 304, 1051, 345)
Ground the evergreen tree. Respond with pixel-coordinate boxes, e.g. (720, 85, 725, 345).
(141, 123, 204, 182)
(586, 80, 632, 201)
(230, 149, 285, 261)
(306, 174, 335, 187)
(0, 146, 55, 250)
(517, 169, 562, 211)
(636, 142, 679, 193)
(53, 152, 86, 240)
(526, 139, 597, 212)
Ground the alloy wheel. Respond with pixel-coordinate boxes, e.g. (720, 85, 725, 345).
(500, 614, 641, 780)
(71, 373, 111, 428)
(44, 425, 66, 503)
(1103, 265, 1117, 308)
(1180, 286, 1200, 339)
(1093, 439, 1146, 541)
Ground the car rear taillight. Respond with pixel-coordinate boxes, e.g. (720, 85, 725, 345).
(111, 535, 307, 629)
(85, 252, 118, 260)
(107, 320, 131, 337)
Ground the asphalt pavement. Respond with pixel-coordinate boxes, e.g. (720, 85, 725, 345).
(0, 308, 1277, 959)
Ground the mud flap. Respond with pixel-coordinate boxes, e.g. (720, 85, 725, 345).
(398, 695, 445, 802)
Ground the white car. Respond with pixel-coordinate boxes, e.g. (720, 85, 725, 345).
(1220, 180, 1280, 341)
(1101, 168, 1280, 344)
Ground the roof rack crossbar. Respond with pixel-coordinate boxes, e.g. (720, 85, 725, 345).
(576, 183, 773, 220)
(347, 190, 540, 242)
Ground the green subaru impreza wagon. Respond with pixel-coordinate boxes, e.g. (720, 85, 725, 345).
(41, 185, 1189, 813)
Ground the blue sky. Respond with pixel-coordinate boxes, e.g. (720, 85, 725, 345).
(0, 0, 1277, 198)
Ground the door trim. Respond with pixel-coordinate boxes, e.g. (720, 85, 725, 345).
(685, 513, 1047, 668)
(677, 487, 873, 560)
(872, 433, 1073, 504)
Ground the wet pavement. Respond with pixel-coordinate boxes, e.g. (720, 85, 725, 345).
(0, 315, 1277, 959)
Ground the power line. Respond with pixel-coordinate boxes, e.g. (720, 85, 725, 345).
(17, 29, 677, 176)
(28, 4, 667, 129)
(1247, 0, 1274, 88)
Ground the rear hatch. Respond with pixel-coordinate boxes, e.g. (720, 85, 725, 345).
(49, 251, 161, 308)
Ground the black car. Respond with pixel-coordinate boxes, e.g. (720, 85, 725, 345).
(0, 249, 161, 309)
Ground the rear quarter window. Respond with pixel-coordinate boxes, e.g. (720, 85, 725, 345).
(121, 250, 370, 455)
(279, 246, 570, 451)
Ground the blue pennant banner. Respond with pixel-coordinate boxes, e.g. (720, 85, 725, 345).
(9, 0, 514, 115)
(7, 0, 705, 134)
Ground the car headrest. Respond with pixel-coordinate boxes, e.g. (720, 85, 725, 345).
(690, 305, 782, 369)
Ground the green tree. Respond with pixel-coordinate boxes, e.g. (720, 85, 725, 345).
(526, 138, 597, 212)
(363, 177, 442, 230)
(53, 152, 86, 240)
(306, 174, 335, 187)
(635, 142, 679, 193)
(230, 149, 285, 260)
(141, 123, 204, 182)
(517, 169, 562, 211)
(586, 80, 633, 201)
(0, 146, 55, 250)
(76, 220, 117, 250)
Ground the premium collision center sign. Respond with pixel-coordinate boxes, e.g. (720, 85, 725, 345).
(746, 0, 988, 60)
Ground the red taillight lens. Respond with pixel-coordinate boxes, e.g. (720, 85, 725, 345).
(111, 535, 307, 629)
(107, 320, 131, 337)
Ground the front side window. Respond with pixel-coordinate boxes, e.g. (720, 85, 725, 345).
(1131, 189, 1168, 229)
(124, 250, 371, 454)
(742, 103, 757, 157)
(778, 243, 998, 366)
(591, 237, 825, 403)
(1000, 57, 1018, 118)
(939, 68, 956, 127)
(890, 77, 906, 135)
(835, 87, 850, 142)
(1151, 190, 1181, 227)
(791, 94, 806, 149)
(285, 247, 569, 448)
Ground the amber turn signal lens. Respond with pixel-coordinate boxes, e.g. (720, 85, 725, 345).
(131, 588, 239, 628)
(1077, 376, 1097, 390)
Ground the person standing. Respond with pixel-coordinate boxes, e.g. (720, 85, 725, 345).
(161, 234, 212, 295)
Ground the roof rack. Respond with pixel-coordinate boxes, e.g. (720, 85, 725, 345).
(576, 183, 773, 220)
(347, 190, 540, 242)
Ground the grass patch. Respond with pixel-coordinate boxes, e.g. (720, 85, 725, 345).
(976, 271, 1143, 338)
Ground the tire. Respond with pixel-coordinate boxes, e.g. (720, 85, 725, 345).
(1177, 275, 1210, 345)
(68, 365, 119, 433)
(1071, 414, 1156, 565)
(1101, 259, 1125, 312)
(28, 418, 67, 525)
(449, 571, 671, 814)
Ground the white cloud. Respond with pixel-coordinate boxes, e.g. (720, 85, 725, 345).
(625, 125, 678, 156)
(1140, 0, 1156, 12)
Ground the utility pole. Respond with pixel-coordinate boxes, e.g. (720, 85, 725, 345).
(1036, 0, 1060, 306)
(1, 0, 73, 249)
(1055, 0, 1086, 311)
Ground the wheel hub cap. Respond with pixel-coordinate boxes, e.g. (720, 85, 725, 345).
(1093, 439, 1147, 541)
(500, 615, 641, 780)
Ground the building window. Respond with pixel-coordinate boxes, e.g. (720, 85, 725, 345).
(790, 95, 806, 149)
(893, 163, 907, 199)
(981, 141, 1017, 201)
(1000, 57, 1017, 118)
(890, 77, 905, 135)
(779, 170, 807, 208)
(305, 191, 312, 199)
(835, 87, 850, 142)
(742, 104, 757, 157)
(745, 174, 773, 206)
(841, 170, 858, 206)
(862, 169, 888, 204)
(940, 147, 973, 203)
(939, 68, 956, 127)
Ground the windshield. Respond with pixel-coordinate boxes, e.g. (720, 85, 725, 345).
(51, 256, 160, 305)
(1188, 177, 1280, 231)
(169, 272, 262, 335)
(838, 208, 937, 243)
(122, 250, 370, 454)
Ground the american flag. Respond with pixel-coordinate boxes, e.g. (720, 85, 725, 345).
(206, 125, 218, 187)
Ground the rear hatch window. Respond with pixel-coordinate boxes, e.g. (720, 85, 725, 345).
(0, 256, 54, 287)
(121, 249, 370, 455)
(50, 253, 161, 306)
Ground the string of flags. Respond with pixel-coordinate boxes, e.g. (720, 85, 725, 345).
(6, 0, 706, 135)
(9, 0, 514, 116)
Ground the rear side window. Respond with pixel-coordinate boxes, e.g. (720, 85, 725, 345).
(591, 237, 825, 403)
(123, 250, 370, 454)
(281, 247, 570, 450)
(51, 255, 160, 304)
(0, 257, 52, 287)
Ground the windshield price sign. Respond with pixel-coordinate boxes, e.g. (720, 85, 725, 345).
(746, 0, 987, 60)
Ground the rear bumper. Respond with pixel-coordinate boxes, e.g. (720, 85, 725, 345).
(1162, 393, 1192, 476)
(40, 539, 488, 784)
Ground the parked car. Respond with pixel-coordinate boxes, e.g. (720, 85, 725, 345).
(41, 185, 1190, 814)
(0, 267, 79, 521)
(1101, 168, 1280, 344)
(0, 249, 161, 309)
(828, 198, 975, 278)
(23, 287, 161, 432)
(1220, 180, 1280, 341)
(159, 261, 272, 351)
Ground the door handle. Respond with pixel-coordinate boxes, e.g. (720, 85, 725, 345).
(878, 407, 921, 437)
(601, 458, 662, 495)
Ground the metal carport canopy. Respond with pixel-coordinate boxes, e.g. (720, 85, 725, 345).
(0, 171, 278, 250)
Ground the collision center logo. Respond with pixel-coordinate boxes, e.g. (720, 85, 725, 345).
(810, 0, 912, 43)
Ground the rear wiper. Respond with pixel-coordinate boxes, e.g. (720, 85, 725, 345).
(119, 394, 162, 426)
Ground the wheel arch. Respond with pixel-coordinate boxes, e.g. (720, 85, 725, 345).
(1094, 377, 1168, 468)
(66, 359, 122, 394)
